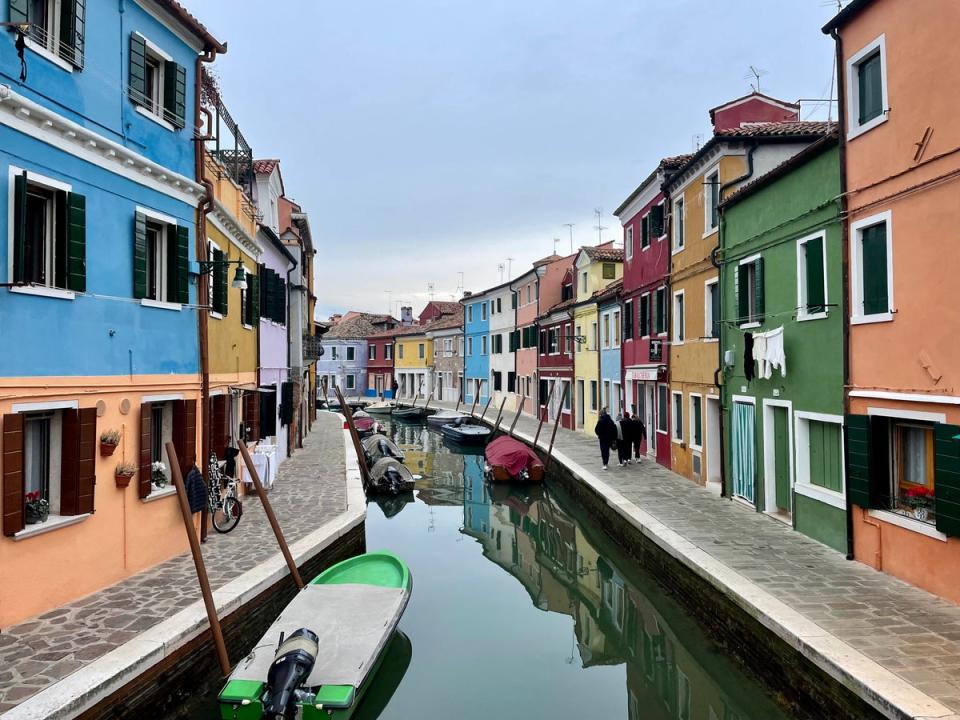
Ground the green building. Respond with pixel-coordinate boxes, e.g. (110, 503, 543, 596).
(719, 135, 846, 552)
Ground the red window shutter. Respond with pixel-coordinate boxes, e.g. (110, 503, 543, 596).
(60, 409, 81, 515)
(211, 395, 229, 459)
(244, 391, 260, 442)
(139, 403, 152, 499)
(77, 407, 97, 514)
(2, 414, 25, 536)
(172, 399, 197, 478)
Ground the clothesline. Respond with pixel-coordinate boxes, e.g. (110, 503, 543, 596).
(718, 303, 839, 327)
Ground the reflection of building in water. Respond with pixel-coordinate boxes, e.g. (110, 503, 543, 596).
(417, 450, 465, 506)
(462, 457, 489, 538)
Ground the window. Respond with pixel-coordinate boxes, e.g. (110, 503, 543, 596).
(481, 303, 487, 321)
(548, 328, 559, 354)
(497, 297, 502, 313)
(590, 380, 598, 411)
(468, 305, 473, 323)
(655, 288, 667, 335)
(704, 169, 720, 232)
(346, 346, 355, 361)
(705, 280, 720, 339)
(507, 372, 516, 393)
(346, 375, 356, 390)
(673, 291, 685, 343)
(650, 203, 664, 239)
(657, 385, 668, 434)
(23, 411, 55, 508)
(16, 0, 85, 68)
(581, 271, 588, 294)
(467, 337, 474, 356)
(672, 392, 683, 442)
(458, 337, 464, 356)
(418, 343, 425, 359)
(331, 346, 338, 360)
(369, 345, 376, 360)
(641, 215, 649, 249)
(9, 169, 86, 293)
(808, 420, 843, 492)
(574, 325, 582, 352)
(481, 336, 488, 355)
(129, 34, 186, 129)
(602, 314, 610, 349)
(602, 263, 615, 279)
(639, 294, 649, 337)
(561, 283, 573, 301)
(444, 338, 452, 354)
(673, 197, 685, 251)
(797, 232, 827, 319)
(602, 381, 610, 410)
(623, 301, 633, 341)
(526, 284, 532, 304)
(892, 422, 935, 524)
(626, 225, 634, 260)
(385, 344, 393, 360)
(258, 266, 286, 324)
(851, 212, 893, 323)
(613, 310, 620, 348)
(591, 322, 598, 351)
(564, 324, 572, 354)
(736, 257, 764, 325)
(241, 268, 258, 326)
(398, 345, 404, 359)
(563, 381, 571, 411)
(847, 35, 887, 138)
(493, 371, 502, 392)
(690, 395, 702, 449)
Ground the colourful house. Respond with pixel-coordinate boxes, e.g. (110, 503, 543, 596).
(597, 280, 624, 418)
(572, 245, 623, 433)
(0, 0, 223, 627)
(366, 329, 397, 398)
(537, 270, 576, 429)
(394, 327, 433, 400)
(462, 290, 492, 406)
(317, 315, 378, 399)
(719, 135, 845, 552)
(427, 313, 464, 403)
(488, 282, 518, 411)
(825, 0, 960, 601)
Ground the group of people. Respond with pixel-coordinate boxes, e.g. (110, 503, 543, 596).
(594, 408, 646, 470)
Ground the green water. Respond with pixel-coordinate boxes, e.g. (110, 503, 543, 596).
(185, 420, 792, 719)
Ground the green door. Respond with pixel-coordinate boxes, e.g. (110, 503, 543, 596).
(773, 407, 791, 512)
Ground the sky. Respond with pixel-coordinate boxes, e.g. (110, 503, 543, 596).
(190, 0, 843, 321)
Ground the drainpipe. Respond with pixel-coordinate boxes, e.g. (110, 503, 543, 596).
(831, 27, 855, 561)
(713, 141, 758, 501)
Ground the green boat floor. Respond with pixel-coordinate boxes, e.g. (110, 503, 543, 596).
(312, 684, 356, 708)
(310, 551, 409, 589)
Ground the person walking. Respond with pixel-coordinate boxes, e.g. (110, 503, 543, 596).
(391, 379, 399, 399)
(619, 411, 635, 465)
(594, 408, 618, 470)
(631, 413, 647, 463)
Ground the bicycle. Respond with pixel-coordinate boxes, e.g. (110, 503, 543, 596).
(208, 451, 243, 533)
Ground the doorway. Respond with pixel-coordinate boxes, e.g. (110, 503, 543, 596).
(762, 400, 793, 519)
(577, 380, 585, 429)
(705, 396, 721, 493)
(645, 383, 655, 459)
(731, 399, 756, 504)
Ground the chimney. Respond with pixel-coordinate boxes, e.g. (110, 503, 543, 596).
(400, 306, 413, 325)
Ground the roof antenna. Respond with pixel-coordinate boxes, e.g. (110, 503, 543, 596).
(553, 237, 561, 255)
(563, 223, 575, 254)
(427, 282, 435, 301)
(744, 65, 768, 93)
(497, 263, 505, 283)
(593, 208, 607, 246)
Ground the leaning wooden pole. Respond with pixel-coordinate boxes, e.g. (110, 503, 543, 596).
(480, 396, 493, 422)
(410, 391, 420, 409)
(165, 442, 230, 677)
(469, 385, 479, 417)
(455, 386, 463, 413)
(493, 397, 507, 432)
(509, 404, 523, 436)
(238, 440, 304, 590)
(423, 392, 433, 412)
(336, 387, 371, 491)
(544, 382, 569, 471)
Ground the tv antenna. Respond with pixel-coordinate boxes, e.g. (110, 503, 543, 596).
(497, 263, 505, 283)
(744, 65, 768, 93)
(456, 271, 464, 297)
(692, 133, 705, 152)
(553, 237, 561, 255)
(385, 289, 392, 314)
(563, 223, 575, 253)
(506, 257, 514, 278)
(593, 208, 607, 245)
(427, 282, 435, 301)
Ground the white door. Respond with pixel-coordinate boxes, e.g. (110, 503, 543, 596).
(706, 397, 721, 489)
(645, 383, 655, 459)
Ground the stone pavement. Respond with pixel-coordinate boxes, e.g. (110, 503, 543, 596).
(0, 413, 347, 715)
(428, 399, 960, 718)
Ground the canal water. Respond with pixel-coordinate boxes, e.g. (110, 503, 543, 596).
(184, 419, 792, 719)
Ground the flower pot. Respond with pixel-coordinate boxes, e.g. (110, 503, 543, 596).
(116, 473, 134, 489)
(100, 441, 118, 457)
(913, 506, 930, 522)
(25, 505, 49, 524)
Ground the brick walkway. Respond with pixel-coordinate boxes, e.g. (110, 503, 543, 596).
(0, 413, 348, 715)
(429, 399, 960, 717)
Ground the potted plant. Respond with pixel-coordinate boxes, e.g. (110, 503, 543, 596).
(100, 429, 121, 457)
(115, 461, 137, 488)
(152, 461, 168, 489)
(903, 486, 935, 521)
(25, 491, 49, 524)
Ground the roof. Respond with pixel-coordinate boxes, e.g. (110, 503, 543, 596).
(156, 0, 226, 52)
(822, 0, 876, 33)
(580, 246, 624, 263)
(532, 253, 562, 268)
(257, 223, 297, 266)
(721, 132, 839, 208)
(324, 315, 378, 340)
(614, 155, 692, 217)
(538, 297, 576, 321)
(425, 301, 461, 316)
(592, 278, 623, 303)
(425, 314, 464, 333)
(253, 159, 280, 175)
(708, 92, 799, 122)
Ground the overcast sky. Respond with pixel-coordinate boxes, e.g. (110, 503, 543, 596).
(192, 0, 842, 320)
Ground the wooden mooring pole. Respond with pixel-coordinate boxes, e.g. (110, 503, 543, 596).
(424, 392, 433, 412)
(238, 440, 304, 590)
(164, 442, 231, 677)
(493, 397, 507, 432)
(455, 386, 463, 413)
(509, 404, 523, 436)
(336, 387, 372, 492)
(469, 384, 479, 417)
(479, 396, 493, 422)
(544, 382, 569, 471)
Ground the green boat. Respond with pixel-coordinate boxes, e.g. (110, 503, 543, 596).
(219, 551, 412, 720)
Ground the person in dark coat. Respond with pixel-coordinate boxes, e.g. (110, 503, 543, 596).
(631, 414, 647, 462)
(619, 412, 635, 465)
(594, 408, 618, 470)
(391, 380, 399, 399)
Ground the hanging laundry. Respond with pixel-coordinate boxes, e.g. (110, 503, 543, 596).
(744, 332, 755, 382)
(762, 326, 786, 378)
(752, 334, 768, 379)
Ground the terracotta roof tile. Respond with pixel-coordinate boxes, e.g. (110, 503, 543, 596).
(715, 121, 836, 138)
(581, 246, 625, 263)
(325, 316, 377, 339)
(592, 278, 624, 302)
(253, 159, 280, 175)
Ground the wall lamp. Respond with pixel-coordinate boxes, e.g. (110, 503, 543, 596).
(197, 259, 247, 291)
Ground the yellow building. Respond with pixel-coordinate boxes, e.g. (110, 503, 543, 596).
(572, 245, 623, 432)
(202, 150, 262, 467)
(394, 328, 433, 400)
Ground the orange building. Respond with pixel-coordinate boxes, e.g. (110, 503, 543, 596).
(825, 0, 960, 602)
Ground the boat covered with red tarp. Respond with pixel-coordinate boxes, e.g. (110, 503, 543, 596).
(484, 436, 545, 483)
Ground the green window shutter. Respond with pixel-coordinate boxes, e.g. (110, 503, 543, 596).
(163, 61, 186, 129)
(9, 0, 28, 25)
(736, 264, 748, 323)
(710, 282, 720, 339)
(175, 225, 189, 304)
(754, 257, 765, 321)
(66, 192, 86, 292)
(129, 34, 147, 107)
(846, 414, 875, 508)
(934, 424, 960, 537)
(810, 421, 842, 492)
(58, 0, 85, 68)
(858, 51, 883, 125)
(250, 273, 260, 324)
(804, 236, 825, 313)
(12, 170, 26, 283)
(641, 216, 649, 247)
(861, 224, 888, 315)
(276, 277, 286, 324)
(133, 211, 147, 299)
(213, 248, 227, 315)
(651, 205, 664, 237)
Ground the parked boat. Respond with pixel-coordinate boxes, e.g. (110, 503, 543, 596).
(425, 409, 471, 427)
(484, 435, 545, 483)
(368, 457, 416, 495)
(361, 433, 405, 465)
(364, 400, 395, 415)
(218, 551, 412, 720)
(392, 406, 433, 421)
(439, 421, 491, 445)
(352, 411, 383, 439)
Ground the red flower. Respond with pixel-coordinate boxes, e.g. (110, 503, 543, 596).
(905, 486, 934, 499)
(25, 491, 39, 503)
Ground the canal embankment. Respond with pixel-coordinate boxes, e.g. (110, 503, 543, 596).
(420, 399, 960, 720)
(0, 412, 365, 720)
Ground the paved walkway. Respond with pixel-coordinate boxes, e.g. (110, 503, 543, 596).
(0, 413, 348, 715)
(426, 399, 960, 719)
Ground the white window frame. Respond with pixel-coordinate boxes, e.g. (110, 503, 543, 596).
(761, 399, 794, 516)
(846, 34, 888, 141)
(467, 336, 473, 356)
(672, 289, 685, 345)
(581, 271, 588, 294)
(655, 201, 666, 240)
(612, 309, 621, 348)
(704, 278, 719, 341)
(850, 210, 894, 325)
(385, 344, 393, 360)
(625, 225, 634, 260)
(601, 312, 611, 349)
(346, 345, 356, 362)
(480, 303, 487, 321)
(737, 253, 762, 330)
(689, 393, 703, 451)
(467, 304, 473, 323)
(368, 345, 376, 360)
(481, 335, 488, 355)
(591, 321, 598, 351)
(794, 411, 846, 510)
(672, 197, 685, 254)
(346, 374, 356, 390)
(671, 390, 684, 444)
(656, 287, 668, 337)
(796, 230, 829, 322)
(22, 0, 74, 74)
(702, 165, 720, 237)
(656, 383, 668, 435)
(590, 380, 598, 412)
(132, 33, 176, 132)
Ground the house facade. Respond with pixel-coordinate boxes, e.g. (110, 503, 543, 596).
(615, 158, 688, 467)
(537, 281, 575, 431)
(720, 136, 845, 551)
(597, 281, 623, 419)
(428, 315, 465, 403)
(366, 330, 396, 398)
(512, 265, 543, 415)
(318, 315, 379, 399)
(488, 283, 518, 411)
(394, 328, 432, 400)
(0, 0, 223, 627)
(825, 0, 960, 600)
(462, 291, 491, 406)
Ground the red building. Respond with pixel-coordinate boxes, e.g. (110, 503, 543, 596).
(537, 270, 576, 430)
(614, 156, 689, 467)
(366, 329, 397, 398)
(419, 301, 460, 324)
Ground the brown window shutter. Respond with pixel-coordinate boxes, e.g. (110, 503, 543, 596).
(244, 391, 260, 442)
(77, 407, 97, 514)
(2, 414, 25, 536)
(211, 395, 229, 460)
(60, 408, 81, 515)
(172, 399, 197, 477)
(139, 403, 152, 499)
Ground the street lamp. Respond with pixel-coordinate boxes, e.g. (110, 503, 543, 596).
(197, 258, 248, 291)
(231, 265, 247, 291)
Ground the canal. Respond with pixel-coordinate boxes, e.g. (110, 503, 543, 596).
(184, 418, 792, 719)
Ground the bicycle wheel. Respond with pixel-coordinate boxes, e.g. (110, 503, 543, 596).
(212, 497, 242, 533)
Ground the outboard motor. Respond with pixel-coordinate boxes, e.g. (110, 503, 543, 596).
(263, 628, 319, 719)
(383, 466, 404, 495)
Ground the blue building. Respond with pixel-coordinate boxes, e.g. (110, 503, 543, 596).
(0, 0, 226, 628)
(461, 291, 491, 405)
(597, 281, 624, 417)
